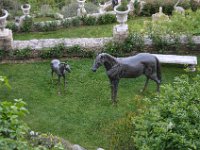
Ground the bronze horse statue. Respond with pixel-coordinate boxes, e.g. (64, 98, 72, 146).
(92, 53, 161, 104)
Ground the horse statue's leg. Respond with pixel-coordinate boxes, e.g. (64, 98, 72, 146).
(110, 79, 119, 105)
(142, 77, 149, 92)
(149, 73, 161, 92)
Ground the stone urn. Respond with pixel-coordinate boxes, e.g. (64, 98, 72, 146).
(21, 4, 31, 16)
(114, 4, 130, 27)
(77, 0, 87, 16)
(0, 9, 8, 31)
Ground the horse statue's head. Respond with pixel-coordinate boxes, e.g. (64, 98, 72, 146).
(91, 53, 105, 72)
(91, 53, 117, 72)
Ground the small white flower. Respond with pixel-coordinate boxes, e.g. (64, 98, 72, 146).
(30, 131, 35, 136)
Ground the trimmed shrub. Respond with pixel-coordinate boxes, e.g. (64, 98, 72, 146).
(97, 14, 116, 25)
(82, 16, 97, 26)
(11, 48, 32, 60)
(141, 0, 190, 16)
(62, 19, 71, 28)
(20, 16, 34, 32)
(71, 17, 82, 27)
(40, 44, 65, 59)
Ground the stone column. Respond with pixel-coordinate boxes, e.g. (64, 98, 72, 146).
(113, 24, 129, 43)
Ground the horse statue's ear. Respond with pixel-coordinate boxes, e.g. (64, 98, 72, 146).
(100, 54, 105, 61)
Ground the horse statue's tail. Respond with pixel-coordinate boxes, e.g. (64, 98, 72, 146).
(155, 57, 162, 82)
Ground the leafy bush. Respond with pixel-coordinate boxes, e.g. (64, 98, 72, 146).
(20, 16, 34, 32)
(104, 32, 144, 55)
(71, 17, 82, 27)
(6, 23, 19, 32)
(40, 44, 65, 59)
(104, 41, 123, 56)
(11, 48, 32, 59)
(62, 19, 71, 28)
(123, 32, 144, 53)
(0, 49, 8, 60)
(61, 3, 78, 18)
(133, 74, 200, 150)
(97, 14, 116, 25)
(34, 21, 58, 32)
(82, 15, 96, 26)
(141, 0, 190, 16)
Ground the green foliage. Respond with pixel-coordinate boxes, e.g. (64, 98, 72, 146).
(0, 76, 10, 88)
(116, 0, 128, 11)
(71, 17, 82, 27)
(61, 19, 71, 28)
(0, 49, 8, 60)
(141, 0, 190, 16)
(11, 48, 32, 59)
(133, 74, 200, 150)
(40, 44, 65, 59)
(65, 45, 94, 57)
(190, 0, 200, 11)
(20, 16, 34, 32)
(104, 32, 144, 55)
(6, 23, 19, 32)
(104, 41, 123, 56)
(34, 21, 58, 32)
(0, 99, 29, 139)
(133, 0, 140, 16)
(81, 16, 96, 26)
(97, 14, 116, 25)
(123, 32, 144, 53)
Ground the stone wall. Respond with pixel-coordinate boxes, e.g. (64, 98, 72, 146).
(12, 36, 200, 55)
(13, 37, 113, 50)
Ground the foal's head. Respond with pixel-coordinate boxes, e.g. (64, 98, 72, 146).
(61, 62, 71, 73)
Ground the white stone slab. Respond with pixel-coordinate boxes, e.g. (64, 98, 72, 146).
(152, 54, 197, 65)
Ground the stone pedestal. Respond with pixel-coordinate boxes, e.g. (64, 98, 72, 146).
(0, 29, 13, 50)
(113, 24, 129, 43)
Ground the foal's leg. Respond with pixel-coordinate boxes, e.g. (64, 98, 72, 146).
(51, 70, 54, 84)
(63, 75, 66, 88)
(58, 76, 61, 95)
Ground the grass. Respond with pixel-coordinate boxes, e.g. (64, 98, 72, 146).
(0, 58, 194, 149)
(13, 17, 150, 40)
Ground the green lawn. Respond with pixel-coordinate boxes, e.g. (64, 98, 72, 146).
(13, 17, 149, 40)
(0, 58, 194, 149)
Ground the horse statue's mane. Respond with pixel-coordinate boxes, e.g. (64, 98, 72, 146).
(99, 53, 118, 69)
